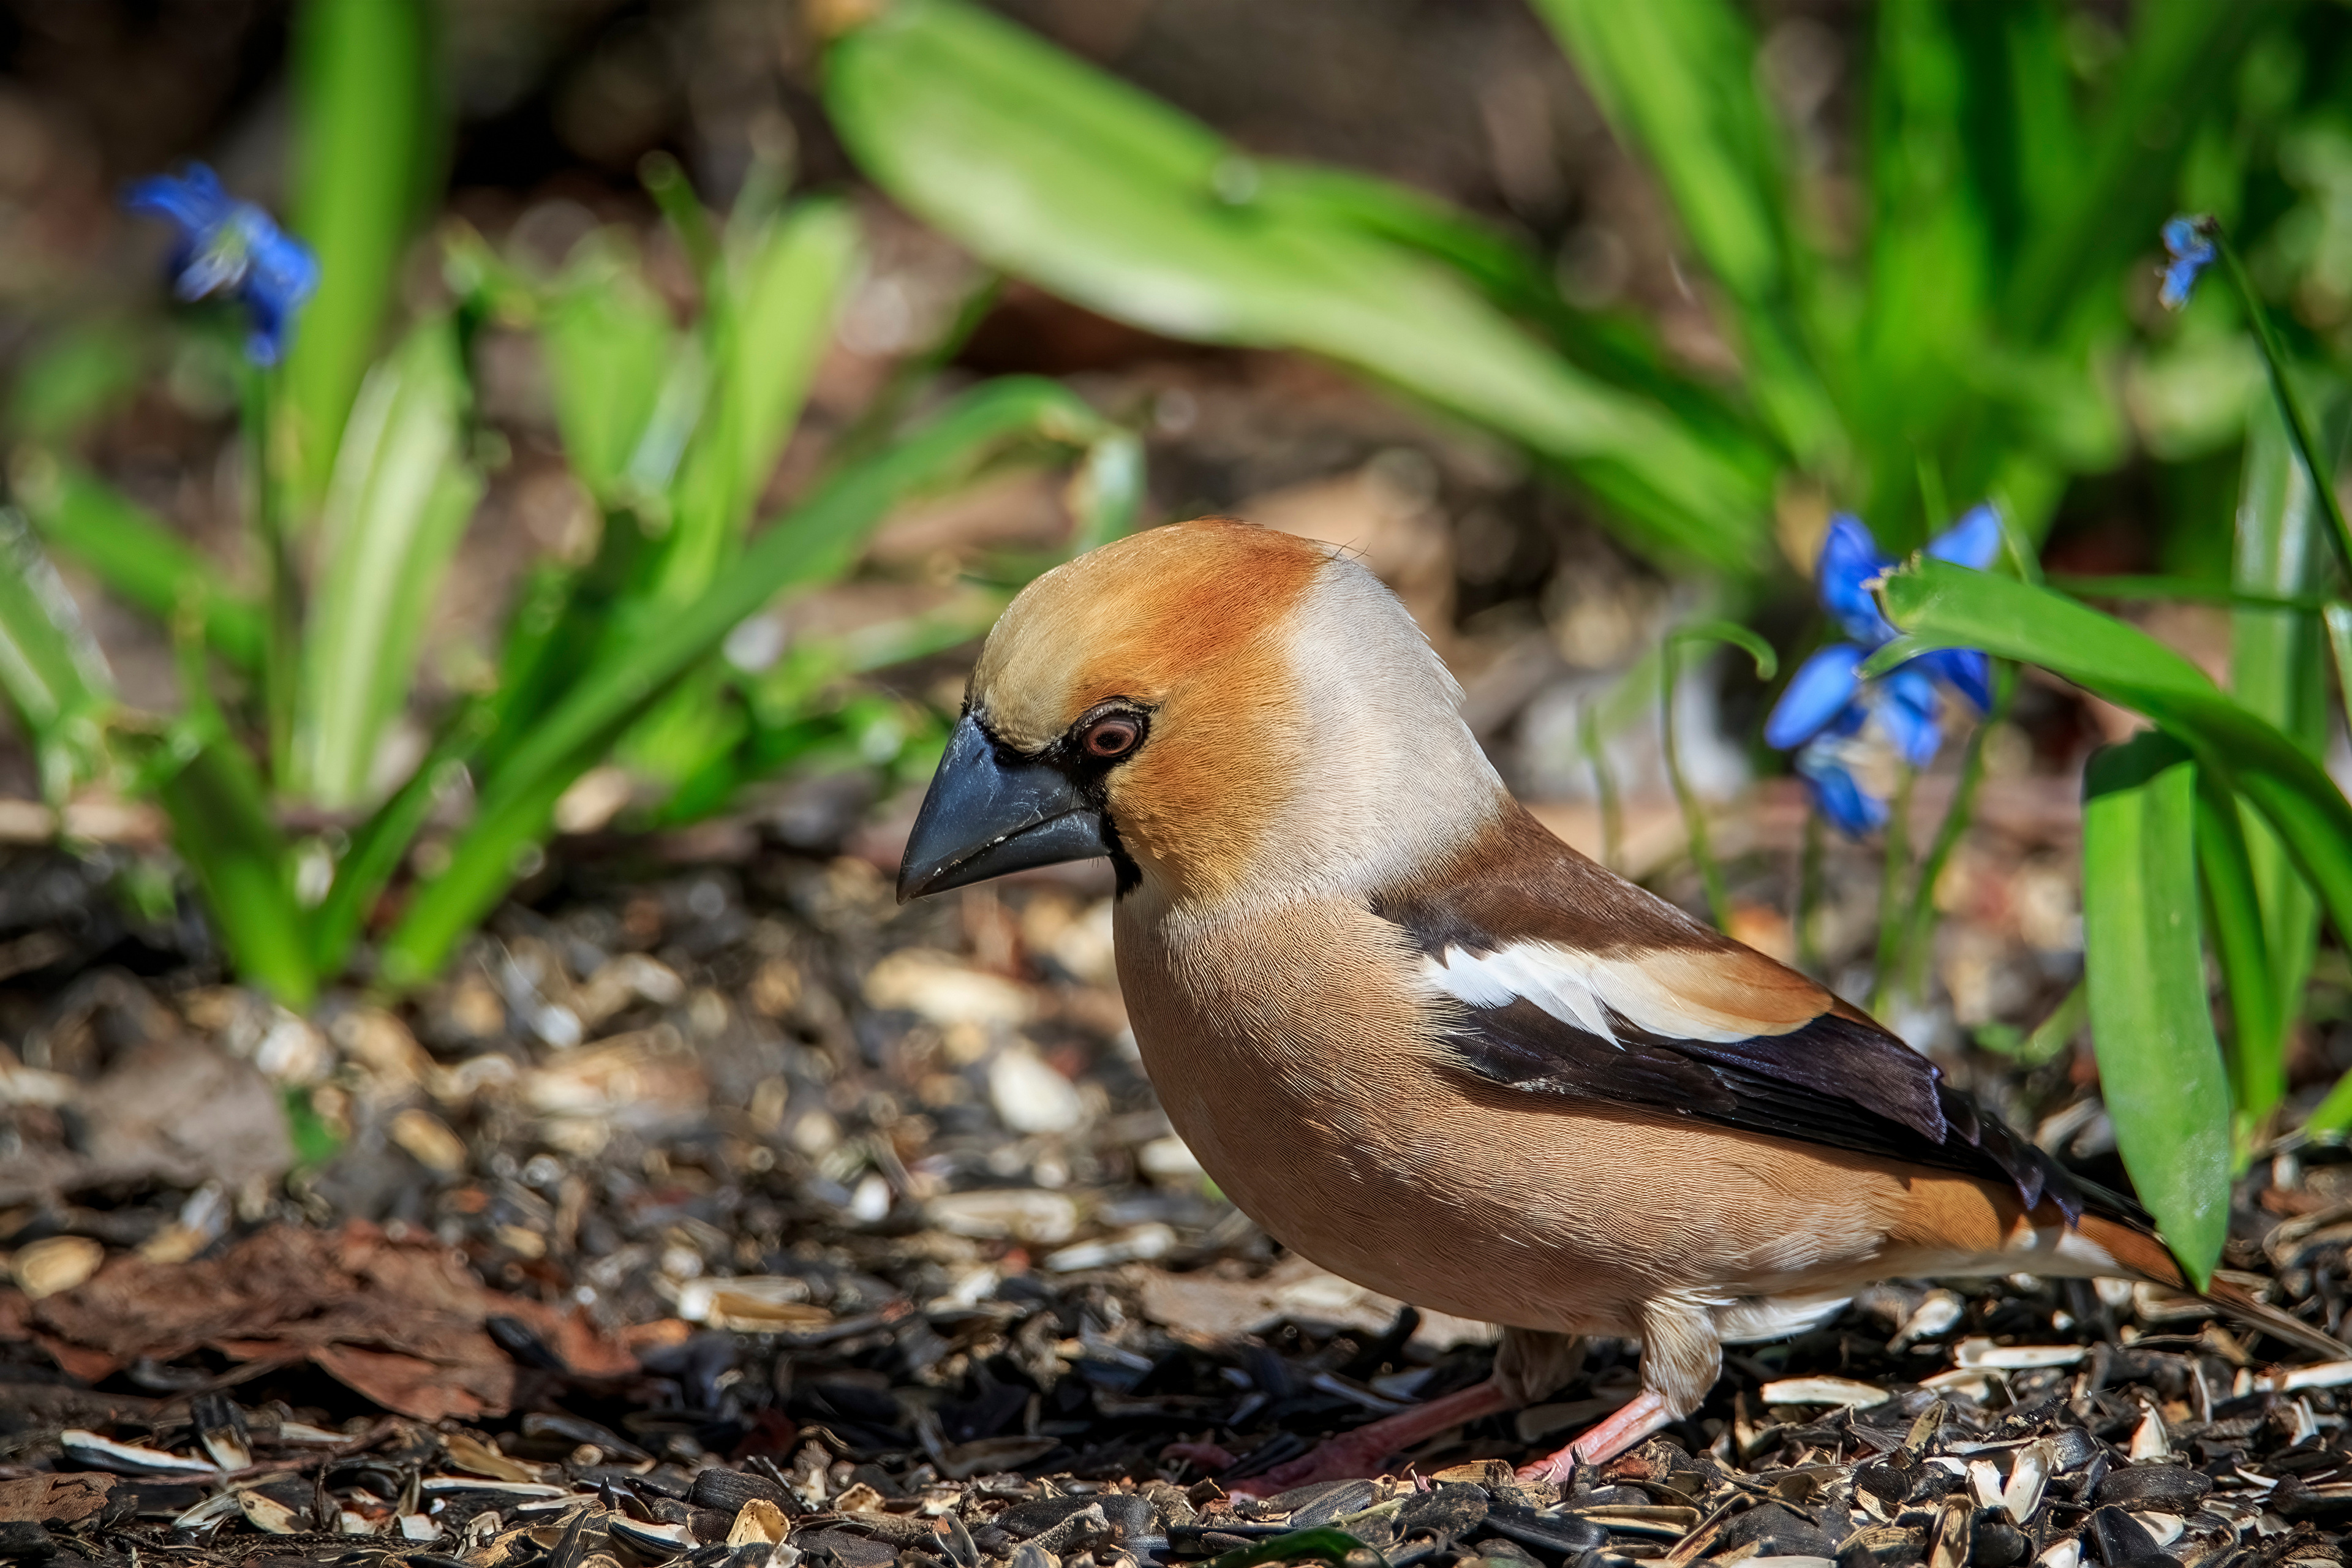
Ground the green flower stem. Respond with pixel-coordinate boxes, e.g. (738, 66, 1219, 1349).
(241, 365, 298, 785)
(2210, 225, 2352, 586)
(1795, 809, 1825, 977)
(1894, 665, 2015, 1001)
(1660, 621, 1776, 933)
(1869, 763, 1917, 1018)
(1580, 700, 1623, 873)
(1662, 639, 1730, 931)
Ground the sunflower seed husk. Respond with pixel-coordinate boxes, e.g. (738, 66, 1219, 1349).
(238, 1491, 301, 1534)
(1953, 1339, 2084, 1370)
(61, 1430, 216, 1476)
(1758, 1376, 1890, 1409)
(2002, 1439, 2054, 1521)
(191, 1392, 251, 1472)
(609, 1517, 690, 1559)
(13, 1235, 103, 1300)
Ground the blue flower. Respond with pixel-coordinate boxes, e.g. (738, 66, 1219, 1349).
(1764, 505, 2000, 834)
(2159, 216, 2215, 312)
(123, 164, 318, 366)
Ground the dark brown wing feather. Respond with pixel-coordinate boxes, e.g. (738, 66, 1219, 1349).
(1373, 803, 2134, 1227)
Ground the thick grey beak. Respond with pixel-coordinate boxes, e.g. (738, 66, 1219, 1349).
(895, 715, 1112, 902)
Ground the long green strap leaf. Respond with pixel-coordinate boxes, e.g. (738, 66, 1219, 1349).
(540, 238, 680, 503)
(298, 319, 483, 809)
(152, 735, 315, 1008)
(656, 199, 861, 607)
(1880, 560, 2352, 950)
(2081, 734, 2229, 1288)
(18, 462, 265, 671)
(2193, 775, 2280, 1140)
(378, 377, 1128, 987)
(0, 508, 115, 801)
(2227, 390, 2339, 1131)
(282, 0, 434, 503)
(823, 0, 1771, 570)
(1530, 0, 1836, 465)
(2005, 0, 2271, 339)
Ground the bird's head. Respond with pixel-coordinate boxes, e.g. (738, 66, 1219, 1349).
(897, 517, 1503, 910)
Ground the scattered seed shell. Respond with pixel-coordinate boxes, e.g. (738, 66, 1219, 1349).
(13, 1235, 103, 1299)
(1759, 1377, 1890, 1409)
(60, 1430, 216, 1476)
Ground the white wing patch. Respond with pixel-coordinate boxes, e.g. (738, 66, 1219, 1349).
(1422, 942, 1779, 1046)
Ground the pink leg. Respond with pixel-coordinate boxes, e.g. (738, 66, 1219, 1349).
(1513, 1390, 1673, 1486)
(1225, 1379, 1514, 1497)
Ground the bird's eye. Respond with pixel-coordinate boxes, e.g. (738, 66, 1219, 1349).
(1080, 714, 1142, 760)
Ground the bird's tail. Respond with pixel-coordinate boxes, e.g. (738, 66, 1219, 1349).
(2074, 1212, 2347, 1361)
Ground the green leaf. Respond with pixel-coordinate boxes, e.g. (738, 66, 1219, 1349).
(5, 323, 143, 443)
(2226, 390, 2340, 1131)
(309, 714, 484, 980)
(281, 0, 434, 502)
(823, 0, 1772, 571)
(2081, 733, 2229, 1288)
(150, 731, 315, 1008)
(0, 508, 115, 801)
(1881, 560, 2352, 954)
(2194, 773, 2280, 1147)
(655, 199, 861, 607)
(1531, 0, 1784, 305)
(17, 460, 265, 670)
(2006, 0, 2271, 339)
(1246, 160, 1777, 472)
(538, 238, 681, 503)
(297, 320, 483, 809)
(1066, 427, 1144, 552)
(377, 377, 1129, 987)
(1529, 0, 1836, 464)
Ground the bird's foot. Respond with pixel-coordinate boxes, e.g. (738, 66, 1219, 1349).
(1513, 1391, 1673, 1486)
(1223, 1379, 1512, 1499)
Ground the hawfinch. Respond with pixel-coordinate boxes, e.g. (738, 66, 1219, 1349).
(896, 518, 2331, 1489)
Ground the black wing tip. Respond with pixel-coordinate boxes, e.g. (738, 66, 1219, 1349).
(1933, 1078, 2122, 1227)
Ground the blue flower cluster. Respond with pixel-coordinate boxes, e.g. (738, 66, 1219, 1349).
(2159, 216, 2215, 312)
(1763, 507, 2000, 834)
(123, 164, 318, 366)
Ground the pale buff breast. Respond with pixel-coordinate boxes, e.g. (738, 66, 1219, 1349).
(1115, 892, 1931, 1336)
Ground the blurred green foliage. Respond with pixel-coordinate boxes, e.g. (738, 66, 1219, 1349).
(0, 0, 1140, 1006)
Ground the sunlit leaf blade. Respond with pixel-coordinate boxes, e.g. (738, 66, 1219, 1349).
(151, 734, 315, 1008)
(298, 320, 482, 809)
(2193, 775, 2279, 1147)
(656, 198, 860, 607)
(282, 0, 434, 503)
(823, 0, 1771, 570)
(1532, 0, 1782, 303)
(311, 718, 481, 980)
(0, 508, 114, 801)
(18, 462, 265, 670)
(1066, 427, 1144, 553)
(2310, 1072, 2352, 1136)
(1246, 159, 1777, 472)
(539, 239, 680, 503)
(1528, 0, 1834, 464)
(377, 377, 1132, 987)
(2226, 391, 2339, 1131)
(1880, 560, 2352, 952)
(2005, 0, 2267, 339)
(2081, 733, 2229, 1289)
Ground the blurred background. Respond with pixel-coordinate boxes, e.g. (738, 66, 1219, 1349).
(2, 0, 2352, 1416)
